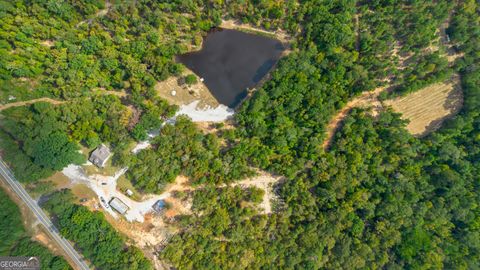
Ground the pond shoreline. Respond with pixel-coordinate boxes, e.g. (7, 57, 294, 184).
(177, 28, 286, 108)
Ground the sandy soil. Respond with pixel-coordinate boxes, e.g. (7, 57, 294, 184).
(0, 88, 125, 112)
(163, 175, 192, 193)
(60, 162, 279, 269)
(323, 16, 465, 148)
(40, 40, 54, 47)
(423, 18, 464, 66)
(0, 98, 65, 111)
(230, 172, 282, 214)
(104, 212, 176, 270)
(384, 75, 463, 136)
(131, 140, 153, 154)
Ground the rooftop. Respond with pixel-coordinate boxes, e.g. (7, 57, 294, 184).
(109, 197, 129, 215)
(89, 144, 112, 168)
(152, 200, 166, 212)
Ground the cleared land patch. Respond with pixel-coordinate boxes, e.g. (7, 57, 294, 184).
(384, 75, 462, 136)
(155, 70, 219, 109)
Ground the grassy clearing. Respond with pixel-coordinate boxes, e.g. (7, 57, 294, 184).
(154, 69, 219, 109)
(117, 175, 142, 201)
(82, 160, 119, 176)
(70, 183, 97, 201)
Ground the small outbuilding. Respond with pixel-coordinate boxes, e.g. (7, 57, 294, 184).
(89, 144, 112, 168)
(109, 197, 129, 215)
(152, 200, 166, 213)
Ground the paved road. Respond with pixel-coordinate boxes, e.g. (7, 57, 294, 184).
(0, 158, 90, 270)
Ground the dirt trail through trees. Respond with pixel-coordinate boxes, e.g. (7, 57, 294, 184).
(0, 98, 65, 111)
(322, 87, 385, 149)
(323, 17, 463, 149)
(0, 90, 126, 112)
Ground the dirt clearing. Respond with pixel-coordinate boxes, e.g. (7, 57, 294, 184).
(232, 172, 283, 214)
(384, 75, 462, 136)
(155, 70, 219, 109)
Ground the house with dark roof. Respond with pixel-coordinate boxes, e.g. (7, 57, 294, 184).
(89, 144, 112, 168)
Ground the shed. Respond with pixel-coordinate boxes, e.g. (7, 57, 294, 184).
(152, 200, 166, 213)
(89, 144, 112, 168)
(109, 197, 129, 215)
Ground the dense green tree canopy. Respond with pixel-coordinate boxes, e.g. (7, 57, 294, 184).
(0, 0, 479, 269)
(0, 188, 71, 269)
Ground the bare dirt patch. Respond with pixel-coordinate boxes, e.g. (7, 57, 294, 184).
(439, 17, 464, 65)
(33, 230, 64, 256)
(155, 70, 219, 109)
(103, 212, 175, 270)
(40, 40, 54, 47)
(384, 75, 462, 136)
(163, 175, 193, 193)
(231, 172, 283, 214)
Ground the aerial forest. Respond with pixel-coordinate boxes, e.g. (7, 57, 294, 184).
(0, 0, 479, 269)
(0, 188, 71, 270)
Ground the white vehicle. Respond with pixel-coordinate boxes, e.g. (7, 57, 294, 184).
(100, 196, 109, 208)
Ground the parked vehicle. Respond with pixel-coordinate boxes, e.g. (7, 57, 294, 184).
(99, 196, 109, 208)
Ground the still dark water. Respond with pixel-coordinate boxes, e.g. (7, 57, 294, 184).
(177, 28, 285, 108)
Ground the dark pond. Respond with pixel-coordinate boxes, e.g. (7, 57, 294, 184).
(177, 28, 285, 108)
